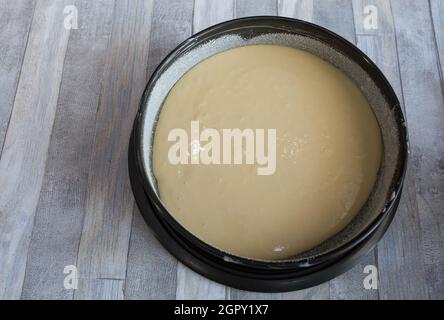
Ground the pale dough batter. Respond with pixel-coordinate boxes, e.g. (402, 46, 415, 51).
(152, 45, 382, 260)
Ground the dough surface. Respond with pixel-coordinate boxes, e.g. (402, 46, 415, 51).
(153, 45, 382, 260)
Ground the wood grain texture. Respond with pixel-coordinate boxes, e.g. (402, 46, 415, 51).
(0, 0, 35, 153)
(283, 283, 330, 300)
(278, 0, 313, 21)
(74, 0, 153, 300)
(230, 289, 280, 300)
(377, 167, 428, 299)
(124, 209, 177, 299)
(351, 0, 428, 300)
(124, 0, 193, 300)
(430, 0, 444, 79)
(0, 0, 71, 299)
(145, 0, 195, 77)
(20, 0, 116, 300)
(176, 264, 227, 300)
(77, 279, 124, 300)
(194, 0, 235, 33)
(0, 0, 441, 300)
(313, 0, 355, 43)
(235, 0, 277, 17)
(391, 0, 444, 299)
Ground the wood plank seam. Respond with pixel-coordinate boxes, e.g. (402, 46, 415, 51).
(387, 1, 406, 109)
(73, 0, 137, 298)
(73, 0, 155, 299)
(353, 0, 427, 299)
(373, 245, 380, 300)
(123, 202, 137, 297)
(388, 0, 426, 237)
(428, 0, 444, 99)
(191, 0, 196, 34)
(0, 2, 36, 156)
(389, 0, 443, 299)
(19, 0, 117, 299)
(0, 0, 73, 298)
(19, 38, 71, 298)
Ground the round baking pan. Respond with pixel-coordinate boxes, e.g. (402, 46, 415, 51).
(128, 16, 408, 292)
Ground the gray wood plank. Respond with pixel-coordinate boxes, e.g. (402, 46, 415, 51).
(21, 0, 115, 300)
(0, 0, 71, 299)
(145, 0, 195, 77)
(193, 0, 235, 33)
(230, 289, 281, 300)
(74, 0, 154, 300)
(235, 0, 277, 17)
(283, 283, 330, 300)
(430, 0, 444, 79)
(278, 0, 313, 21)
(123, 0, 194, 301)
(313, 0, 356, 43)
(124, 209, 177, 299)
(351, 0, 427, 300)
(391, 0, 444, 299)
(0, 0, 35, 154)
(377, 167, 428, 299)
(176, 264, 227, 300)
(77, 279, 124, 300)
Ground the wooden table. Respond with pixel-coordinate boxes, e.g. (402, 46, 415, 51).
(0, 0, 442, 300)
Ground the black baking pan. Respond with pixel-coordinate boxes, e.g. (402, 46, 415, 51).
(128, 16, 408, 292)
